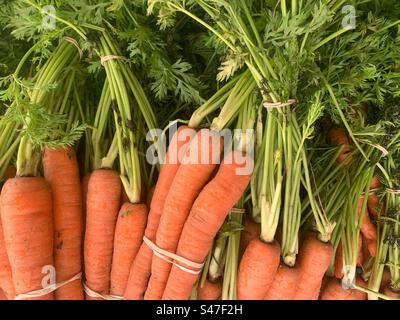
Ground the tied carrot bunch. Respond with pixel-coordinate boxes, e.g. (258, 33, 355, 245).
(0, 0, 399, 301)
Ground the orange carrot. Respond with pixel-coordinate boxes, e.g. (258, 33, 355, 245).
(237, 239, 280, 300)
(197, 279, 222, 300)
(0, 289, 6, 300)
(383, 286, 400, 298)
(110, 203, 147, 296)
(334, 243, 344, 279)
(320, 277, 366, 300)
(84, 169, 121, 300)
(0, 214, 14, 299)
(162, 151, 253, 300)
(145, 129, 222, 300)
(327, 128, 352, 163)
(357, 197, 377, 256)
(294, 234, 333, 300)
(239, 215, 261, 259)
(43, 147, 84, 300)
(368, 176, 382, 219)
(380, 268, 392, 292)
(326, 128, 350, 146)
(334, 238, 363, 279)
(124, 125, 194, 300)
(1, 177, 54, 300)
(264, 265, 300, 300)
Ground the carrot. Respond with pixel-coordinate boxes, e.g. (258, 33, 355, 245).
(326, 128, 350, 145)
(383, 286, 400, 298)
(357, 198, 377, 256)
(326, 128, 352, 163)
(145, 129, 222, 300)
(124, 125, 193, 300)
(43, 147, 83, 300)
(294, 234, 333, 300)
(0, 215, 15, 299)
(367, 195, 380, 219)
(197, 279, 222, 300)
(264, 265, 300, 300)
(334, 243, 344, 279)
(84, 169, 121, 300)
(320, 277, 366, 300)
(162, 151, 253, 300)
(237, 239, 280, 300)
(110, 203, 147, 296)
(1, 177, 54, 300)
(0, 289, 6, 300)
(380, 268, 392, 292)
(239, 215, 261, 259)
(334, 238, 363, 279)
(367, 176, 382, 219)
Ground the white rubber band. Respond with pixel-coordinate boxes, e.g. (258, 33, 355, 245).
(82, 282, 123, 300)
(263, 99, 296, 109)
(143, 236, 204, 275)
(100, 55, 128, 65)
(14, 272, 82, 300)
(64, 37, 83, 60)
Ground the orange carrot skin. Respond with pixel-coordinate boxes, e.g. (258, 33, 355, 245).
(197, 280, 222, 300)
(84, 169, 121, 300)
(124, 125, 193, 300)
(145, 129, 222, 300)
(264, 265, 300, 300)
(334, 243, 344, 279)
(110, 203, 147, 296)
(239, 215, 261, 259)
(326, 128, 350, 145)
(1, 177, 54, 300)
(162, 151, 253, 300)
(383, 286, 400, 298)
(380, 269, 392, 292)
(0, 216, 15, 299)
(0, 289, 6, 300)
(320, 277, 366, 300)
(237, 239, 280, 300)
(294, 234, 333, 300)
(367, 195, 380, 219)
(357, 198, 377, 241)
(43, 147, 84, 300)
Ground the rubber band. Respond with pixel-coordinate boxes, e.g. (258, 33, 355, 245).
(14, 272, 82, 300)
(82, 282, 123, 300)
(372, 144, 389, 157)
(387, 188, 400, 195)
(143, 236, 204, 275)
(231, 207, 245, 214)
(263, 99, 296, 109)
(63, 37, 83, 60)
(100, 55, 128, 65)
(360, 188, 382, 197)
